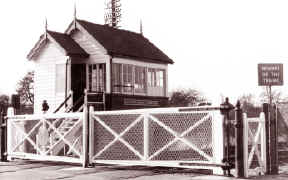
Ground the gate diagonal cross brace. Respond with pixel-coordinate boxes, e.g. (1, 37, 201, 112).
(92, 114, 144, 160)
(148, 113, 213, 162)
(248, 123, 264, 169)
(44, 118, 82, 157)
(11, 120, 43, 154)
(67, 136, 82, 155)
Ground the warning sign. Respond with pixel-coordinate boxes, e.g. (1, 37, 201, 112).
(258, 63, 283, 86)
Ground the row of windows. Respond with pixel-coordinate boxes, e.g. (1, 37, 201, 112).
(112, 63, 165, 94)
(55, 63, 165, 94)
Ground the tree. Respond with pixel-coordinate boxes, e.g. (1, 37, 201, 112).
(16, 71, 34, 105)
(259, 87, 284, 104)
(238, 93, 262, 117)
(238, 94, 255, 110)
(0, 94, 9, 107)
(168, 88, 207, 107)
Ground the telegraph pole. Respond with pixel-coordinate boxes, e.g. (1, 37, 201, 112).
(104, 0, 121, 28)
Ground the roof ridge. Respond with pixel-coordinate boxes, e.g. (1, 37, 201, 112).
(76, 19, 144, 37)
(47, 30, 69, 36)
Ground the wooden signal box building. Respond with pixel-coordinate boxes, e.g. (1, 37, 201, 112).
(27, 19, 173, 113)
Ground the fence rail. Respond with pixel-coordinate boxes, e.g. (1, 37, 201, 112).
(89, 106, 225, 174)
(6, 106, 226, 174)
(7, 111, 84, 164)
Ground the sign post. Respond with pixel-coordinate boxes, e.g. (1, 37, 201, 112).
(258, 63, 283, 175)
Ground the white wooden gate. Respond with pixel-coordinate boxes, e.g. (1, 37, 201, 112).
(7, 110, 84, 164)
(6, 106, 227, 174)
(89, 107, 225, 174)
(243, 112, 267, 177)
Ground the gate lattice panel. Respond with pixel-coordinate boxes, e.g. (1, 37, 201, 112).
(7, 113, 84, 164)
(89, 107, 225, 173)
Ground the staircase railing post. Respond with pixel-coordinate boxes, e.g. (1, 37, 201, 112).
(235, 101, 244, 178)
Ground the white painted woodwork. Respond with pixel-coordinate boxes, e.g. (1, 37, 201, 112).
(211, 112, 225, 175)
(243, 113, 267, 177)
(113, 57, 168, 69)
(7, 107, 224, 173)
(33, 41, 69, 114)
(70, 30, 111, 93)
(89, 106, 95, 161)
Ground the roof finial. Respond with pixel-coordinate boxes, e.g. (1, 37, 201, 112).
(73, 2, 77, 29)
(140, 19, 143, 35)
(74, 2, 77, 20)
(44, 17, 48, 39)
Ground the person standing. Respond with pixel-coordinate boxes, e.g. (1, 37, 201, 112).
(42, 100, 49, 114)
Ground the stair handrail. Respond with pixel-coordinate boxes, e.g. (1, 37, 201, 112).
(53, 91, 73, 113)
(66, 94, 85, 113)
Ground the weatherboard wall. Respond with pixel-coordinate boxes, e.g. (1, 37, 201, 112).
(33, 41, 68, 114)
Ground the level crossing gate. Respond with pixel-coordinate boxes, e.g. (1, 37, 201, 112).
(6, 111, 84, 164)
(89, 107, 225, 174)
(6, 106, 226, 174)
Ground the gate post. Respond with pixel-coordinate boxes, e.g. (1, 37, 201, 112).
(235, 101, 244, 178)
(6, 107, 14, 161)
(220, 97, 234, 176)
(89, 106, 95, 165)
(263, 103, 271, 174)
(0, 111, 6, 161)
(82, 104, 89, 168)
(270, 104, 278, 174)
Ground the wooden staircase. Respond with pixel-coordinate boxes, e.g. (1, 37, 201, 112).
(47, 118, 82, 157)
(54, 90, 106, 113)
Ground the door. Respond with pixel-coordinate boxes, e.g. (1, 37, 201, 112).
(71, 64, 86, 111)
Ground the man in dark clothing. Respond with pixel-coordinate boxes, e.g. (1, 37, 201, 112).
(42, 100, 49, 113)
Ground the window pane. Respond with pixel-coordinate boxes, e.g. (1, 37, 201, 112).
(135, 66, 146, 93)
(88, 64, 106, 92)
(159, 70, 164, 87)
(148, 68, 155, 87)
(99, 64, 105, 92)
(56, 64, 66, 93)
(112, 63, 122, 93)
(123, 64, 133, 93)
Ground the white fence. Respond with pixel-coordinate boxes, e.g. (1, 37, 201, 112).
(6, 106, 226, 174)
(243, 113, 267, 177)
(89, 107, 225, 174)
(7, 110, 84, 164)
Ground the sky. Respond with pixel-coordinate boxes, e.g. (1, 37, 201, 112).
(1, 0, 288, 105)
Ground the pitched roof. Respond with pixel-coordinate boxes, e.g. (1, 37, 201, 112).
(76, 20, 174, 64)
(27, 31, 89, 60)
(47, 31, 89, 58)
